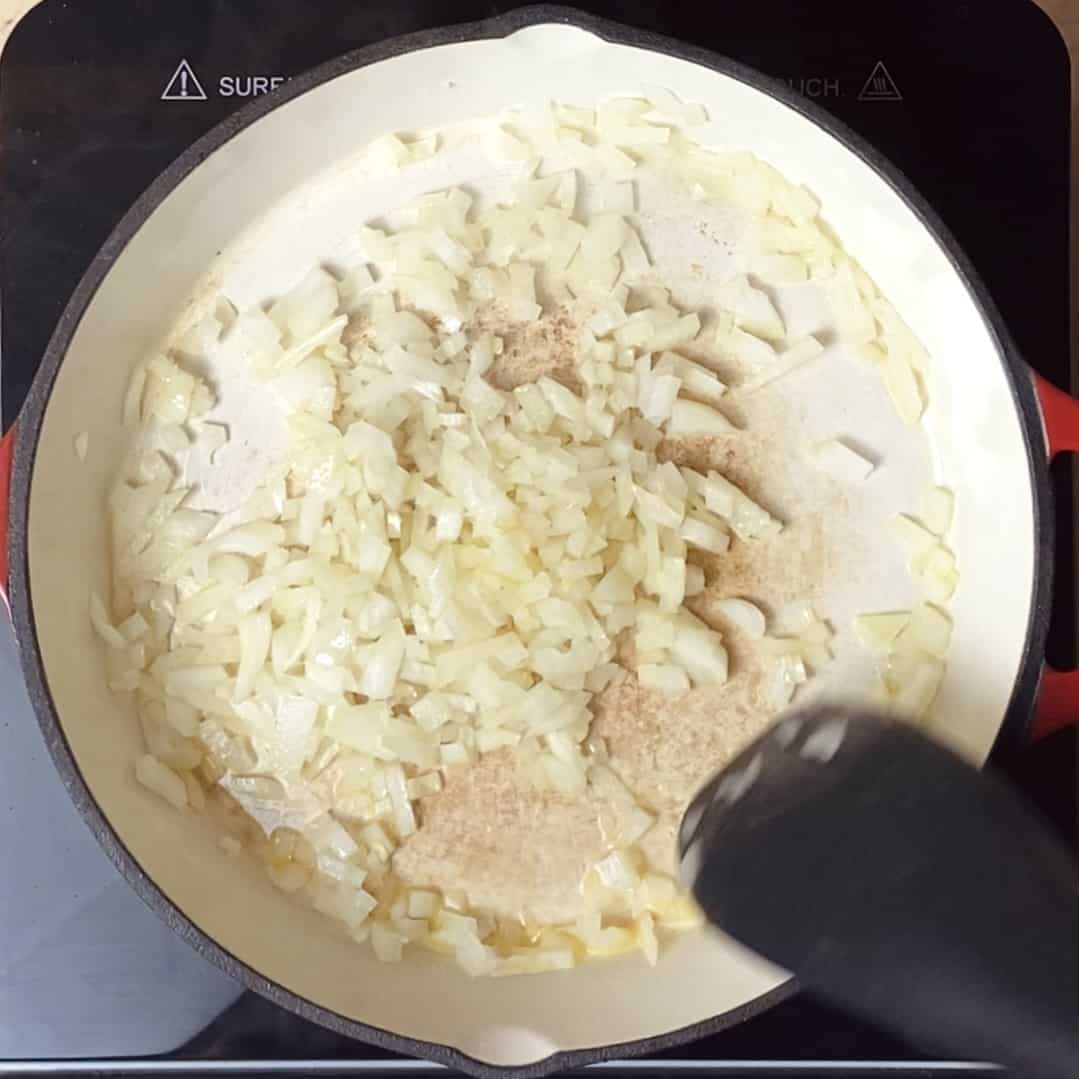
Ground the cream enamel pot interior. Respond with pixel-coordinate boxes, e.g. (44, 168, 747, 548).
(2, 7, 1079, 1076)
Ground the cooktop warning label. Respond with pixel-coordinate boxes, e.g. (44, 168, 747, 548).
(160, 61, 287, 101)
(858, 61, 902, 102)
(161, 59, 208, 102)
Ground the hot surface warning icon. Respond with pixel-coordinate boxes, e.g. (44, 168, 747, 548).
(858, 61, 902, 102)
(161, 60, 207, 102)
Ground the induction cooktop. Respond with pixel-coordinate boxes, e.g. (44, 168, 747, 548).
(0, 1, 1072, 1074)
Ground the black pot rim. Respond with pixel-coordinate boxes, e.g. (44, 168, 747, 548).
(6, 5, 1053, 1077)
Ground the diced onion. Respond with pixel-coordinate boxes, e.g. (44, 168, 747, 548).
(716, 275, 785, 341)
(854, 611, 910, 651)
(716, 598, 767, 639)
(90, 593, 126, 649)
(739, 337, 824, 393)
(872, 298, 930, 376)
(752, 253, 808, 284)
(889, 514, 938, 561)
(666, 399, 735, 436)
(908, 602, 952, 658)
(681, 514, 730, 554)
(882, 347, 925, 425)
(135, 754, 188, 810)
(669, 613, 729, 686)
(717, 325, 777, 369)
(824, 261, 876, 345)
(101, 89, 955, 978)
(920, 486, 955, 537)
(661, 353, 726, 402)
(892, 654, 944, 718)
(638, 663, 691, 694)
(810, 439, 875, 483)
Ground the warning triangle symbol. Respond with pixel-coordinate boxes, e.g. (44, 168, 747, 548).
(161, 59, 208, 102)
(858, 61, 902, 102)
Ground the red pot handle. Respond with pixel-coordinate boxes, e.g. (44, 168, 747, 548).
(1032, 374, 1079, 740)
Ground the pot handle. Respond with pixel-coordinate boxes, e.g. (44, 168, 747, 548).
(0, 424, 12, 610)
(1032, 374, 1079, 740)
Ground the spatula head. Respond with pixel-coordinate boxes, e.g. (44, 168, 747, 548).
(678, 704, 1079, 1079)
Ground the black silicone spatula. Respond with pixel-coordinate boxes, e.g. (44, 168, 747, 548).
(678, 705, 1079, 1079)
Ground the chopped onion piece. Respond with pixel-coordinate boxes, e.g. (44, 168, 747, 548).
(889, 514, 939, 561)
(700, 472, 781, 541)
(716, 598, 767, 639)
(800, 642, 833, 671)
(234, 612, 272, 702)
(593, 849, 640, 893)
(638, 663, 691, 694)
(716, 275, 785, 341)
(639, 373, 682, 427)
(739, 337, 824, 393)
(801, 618, 833, 645)
(717, 325, 777, 368)
(485, 126, 530, 162)
(620, 228, 651, 278)
(680, 514, 730, 554)
(596, 180, 635, 213)
(924, 546, 957, 579)
(765, 654, 807, 708)
(920, 545, 959, 603)
(810, 438, 875, 483)
(872, 298, 930, 376)
(882, 348, 925, 425)
(662, 353, 726, 402)
(407, 890, 439, 920)
(854, 611, 910, 651)
(641, 85, 707, 126)
(143, 356, 196, 424)
(89, 593, 125, 649)
(892, 654, 944, 719)
(752, 253, 808, 284)
(593, 143, 638, 178)
(684, 564, 706, 596)
(385, 762, 417, 838)
(580, 214, 630, 263)
(358, 627, 406, 700)
(824, 261, 876, 345)
(920, 486, 955, 537)
(666, 399, 735, 436)
(371, 922, 406, 963)
(669, 613, 728, 686)
(924, 570, 959, 605)
(908, 603, 952, 658)
(327, 702, 391, 752)
(135, 755, 188, 810)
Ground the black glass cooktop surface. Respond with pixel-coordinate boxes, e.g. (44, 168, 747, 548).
(0, 0, 1072, 1075)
